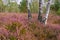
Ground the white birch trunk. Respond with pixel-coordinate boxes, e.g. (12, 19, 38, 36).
(44, 0, 52, 25)
(38, 0, 43, 22)
(26, 0, 32, 20)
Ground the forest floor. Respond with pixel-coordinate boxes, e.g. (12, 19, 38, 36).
(0, 13, 60, 40)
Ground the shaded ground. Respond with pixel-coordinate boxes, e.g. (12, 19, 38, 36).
(0, 13, 60, 40)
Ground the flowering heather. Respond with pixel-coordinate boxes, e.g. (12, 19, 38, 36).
(0, 13, 60, 40)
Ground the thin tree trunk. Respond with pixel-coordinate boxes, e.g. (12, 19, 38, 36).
(43, 0, 52, 25)
(38, 0, 43, 22)
(26, 0, 32, 20)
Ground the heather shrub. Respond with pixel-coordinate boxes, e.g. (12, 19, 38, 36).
(28, 22, 36, 30)
(0, 34, 7, 40)
(5, 22, 22, 32)
(44, 27, 57, 40)
(9, 35, 17, 40)
(20, 28, 26, 35)
(34, 27, 58, 40)
(53, 19, 60, 24)
(28, 22, 58, 40)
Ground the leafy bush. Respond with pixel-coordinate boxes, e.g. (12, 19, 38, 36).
(0, 0, 20, 13)
(8, 2, 20, 12)
(50, 0, 60, 11)
(57, 8, 60, 15)
(50, 5, 55, 11)
(19, 0, 27, 13)
(54, 0, 60, 11)
(50, 0, 60, 15)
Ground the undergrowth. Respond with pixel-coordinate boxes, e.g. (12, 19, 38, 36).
(28, 22, 59, 40)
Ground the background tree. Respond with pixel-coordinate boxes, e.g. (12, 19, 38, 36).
(54, 0, 60, 15)
(30, 0, 39, 13)
(26, 0, 32, 20)
(50, 0, 60, 15)
(0, 0, 5, 12)
(8, 2, 19, 12)
(19, 0, 27, 13)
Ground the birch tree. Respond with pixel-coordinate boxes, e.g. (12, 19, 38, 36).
(43, 0, 52, 24)
(38, 0, 43, 22)
(26, 0, 32, 20)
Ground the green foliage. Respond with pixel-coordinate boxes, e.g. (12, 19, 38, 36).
(51, 0, 60, 10)
(0, 0, 5, 12)
(50, 0, 60, 15)
(57, 8, 60, 15)
(50, 0, 60, 11)
(45, 0, 48, 2)
(30, 0, 39, 13)
(0, 0, 39, 13)
(50, 5, 55, 10)
(19, 0, 27, 12)
(8, 2, 20, 12)
(0, 0, 20, 12)
(54, 0, 60, 11)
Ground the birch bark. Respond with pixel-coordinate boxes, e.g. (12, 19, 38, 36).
(38, 0, 43, 22)
(26, 0, 32, 20)
(43, 0, 52, 25)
